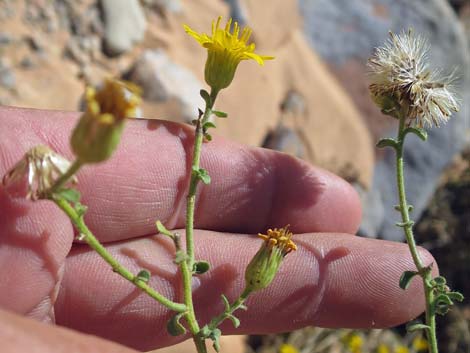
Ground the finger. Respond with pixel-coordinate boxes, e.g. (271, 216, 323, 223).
(0, 309, 137, 353)
(0, 107, 361, 242)
(55, 231, 436, 351)
(0, 186, 73, 321)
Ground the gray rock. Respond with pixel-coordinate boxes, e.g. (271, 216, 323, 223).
(100, 0, 147, 56)
(142, 0, 182, 14)
(223, 0, 249, 25)
(127, 49, 205, 122)
(298, 0, 470, 240)
(0, 62, 15, 90)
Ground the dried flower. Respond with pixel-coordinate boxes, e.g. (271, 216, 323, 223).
(71, 78, 141, 163)
(2, 145, 76, 200)
(245, 226, 296, 292)
(368, 30, 459, 128)
(184, 16, 274, 92)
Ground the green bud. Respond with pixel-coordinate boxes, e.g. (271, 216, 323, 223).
(244, 227, 296, 292)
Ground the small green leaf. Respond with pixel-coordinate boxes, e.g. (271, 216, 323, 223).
(156, 220, 174, 238)
(57, 188, 81, 203)
(75, 202, 88, 217)
(399, 270, 419, 289)
(447, 291, 464, 302)
(193, 260, 210, 275)
(406, 321, 430, 333)
(203, 122, 216, 130)
(221, 294, 231, 312)
(404, 127, 428, 141)
(376, 138, 398, 149)
(167, 313, 187, 336)
(200, 89, 211, 105)
(174, 250, 188, 264)
(435, 293, 453, 306)
(199, 325, 211, 338)
(210, 328, 222, 353)
(394, 205, 414, 212)
(212, 110, 228, 118)
(193, 167, 211, 185)
(135, 269, 151, 283)
(204, 133, 213, 141)
(395, 220, 414, 228)
(227, 314, 240, 328)
(432, 276, 447, 286)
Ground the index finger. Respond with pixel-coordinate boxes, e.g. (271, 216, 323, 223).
(0, 106, 362, 242)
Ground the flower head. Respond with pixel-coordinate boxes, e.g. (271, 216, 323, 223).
(2, 145, 76, 200)
(279, 344, 299, 353)
(244, 226, 296, 293)
(71, 78, 141, 163)
(368, 30, 459, 128)
(184, 16, 274, 91)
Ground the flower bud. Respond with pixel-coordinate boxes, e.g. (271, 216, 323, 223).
(71, 79, 141, 163)
(245, 226, 296, 293)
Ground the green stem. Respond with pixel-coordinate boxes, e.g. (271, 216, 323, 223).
(395, 115, 438, 353)
(50, 159, 83, 193)
(181, 89, 219, 353)
(53, 196, 187, 313)
(208, 288, 251, 330)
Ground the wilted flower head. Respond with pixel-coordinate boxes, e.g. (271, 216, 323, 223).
(184, 16, 274, 91)
(368, 29, 459, 128)
(244, 226, 296, 292)
(71, 78, 141, 163)
(2, 145, 76, 200)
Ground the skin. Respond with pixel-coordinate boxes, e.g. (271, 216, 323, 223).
(0, 106, 437, 352)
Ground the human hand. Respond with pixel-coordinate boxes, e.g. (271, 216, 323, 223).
(0, 106, 436, 352)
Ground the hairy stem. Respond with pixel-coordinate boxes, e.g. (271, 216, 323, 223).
(395, 115, 437, 353)
(181, 89, 219, 353)
(53, 196, 187, 313)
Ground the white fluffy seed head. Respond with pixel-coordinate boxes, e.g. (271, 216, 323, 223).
(368, 29, 460, 128)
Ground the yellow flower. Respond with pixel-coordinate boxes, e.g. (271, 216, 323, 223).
(368, 30, 459, 128)
(184, 16, 274, 91)
(394, 345, 409, 353)
(2, 145, 76, 200)
(71, 78, 141, 163)
(245, 226, 296, 292)
(342, 333, 363, 353)
(412, 337, 428, 352)
(377, 344, 390, 353)
(279, 343, 299, 353)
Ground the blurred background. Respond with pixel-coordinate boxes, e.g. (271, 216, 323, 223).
(0, 0, 468, 352)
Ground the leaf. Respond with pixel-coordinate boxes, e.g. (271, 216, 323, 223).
(135, 269, 151, 283)
(227, 315, 240, 328)
(156, 220, 174, 238)
(167, 313, 187, 336)
(221, 294, 231, 312)
(212, 110, 228, 118)
(57, 188, 81, 203)
(399, 270, 419, 290)
(376, 138, 398, 150)
(193, 260, 210, 275)
(394, 205, 414, 212)
(406, 321, 430, 333)
(404, 127, 428, 141)
(395, 220, 415, 228)
(203, 122, 216, 130)
(75, 202, 88, 217)
(432, 276, 447, 286)
(193, 167, 211, 185)
(210, 328, 222, 353)
(447, 291, 464, 302)
(204, 133, 213, 142)
(200, 89, 211, 105)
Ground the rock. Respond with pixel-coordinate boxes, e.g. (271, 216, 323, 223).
(298, 0, 470, 240)
(100, 0, 147, 56)
(0, 33, 13, 46)
(127, 49, 205, 122)
(223, 0, 249, 25)
(142, 0, 183, 14)
(0, 60, 15, 89)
